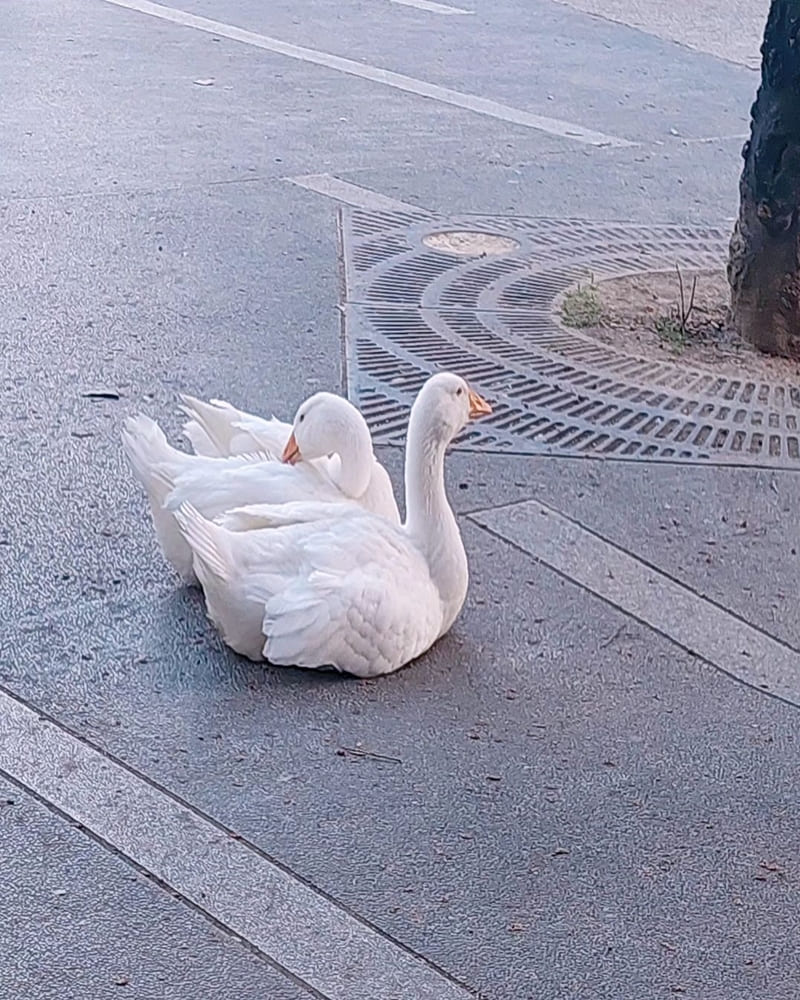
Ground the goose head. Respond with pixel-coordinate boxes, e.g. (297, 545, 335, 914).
(410, 372, 492, 446)
(281, 392, 374, 497)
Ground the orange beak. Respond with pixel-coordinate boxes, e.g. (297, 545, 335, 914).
(281, 432, 302, 465)
(467, 388, 492, 419)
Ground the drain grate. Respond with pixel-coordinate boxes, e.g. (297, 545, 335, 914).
(340, 208, 800, 467)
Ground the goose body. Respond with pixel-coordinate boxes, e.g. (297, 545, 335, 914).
(174, 373, 492, 676)
(122, 392, 399, 585)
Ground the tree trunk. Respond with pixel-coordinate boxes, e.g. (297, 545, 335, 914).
(728, 0, 800, 358)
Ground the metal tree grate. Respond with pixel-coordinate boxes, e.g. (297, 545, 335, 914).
(340, 207, 800, 467)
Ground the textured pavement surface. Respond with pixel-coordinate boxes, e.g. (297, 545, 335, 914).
(3, 1, 799, 999)
(558, 0, 770, 68)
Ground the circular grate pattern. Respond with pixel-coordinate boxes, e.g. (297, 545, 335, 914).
(340, 207, 800, 467)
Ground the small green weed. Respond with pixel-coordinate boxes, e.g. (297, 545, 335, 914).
(560, 283, 602, 328)
(654, 314, 687, 352)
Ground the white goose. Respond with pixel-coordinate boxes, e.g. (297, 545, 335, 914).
(121, 392, 400, 585)
(173, 372, 492, 677)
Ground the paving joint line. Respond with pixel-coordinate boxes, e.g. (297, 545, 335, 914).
(290, 174, 432, 216)
(100, 0, 634, 148)
(0, 680, 477, 999)
(389, 0, 473, 14)
(452, 443, 800, 474)
(0, 763, 329, 1000)
(468, 517, 800, 711)
(468, 502, 800, 710)
(465, 495, 800, 658)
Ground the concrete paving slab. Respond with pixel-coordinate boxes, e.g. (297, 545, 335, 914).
(334, 136, 746, 224)
(0, 180, 343, 622)
(4, 521, 800, 999)
(438, 452, 800, 652)
(2, 0, 588, 201)
(105, 0, 634, 148)
(0, 777, 310, 1000)
(166, 0, 755, 143)
(526, 458, 800, 652)
(556, 0, 769, 69)
(0, 696, 472, 1000)
(471, 496, 800, 703)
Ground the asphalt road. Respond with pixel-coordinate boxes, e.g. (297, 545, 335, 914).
(2, 2, 799, 999)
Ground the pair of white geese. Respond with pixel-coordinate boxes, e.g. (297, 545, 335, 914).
(122, 372, 492, 678)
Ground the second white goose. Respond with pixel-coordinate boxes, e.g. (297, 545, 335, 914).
(122, 391, 400, 584)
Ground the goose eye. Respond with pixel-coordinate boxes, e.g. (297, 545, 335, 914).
(456, 387, 463, 396)
(299, 414, 305, 423)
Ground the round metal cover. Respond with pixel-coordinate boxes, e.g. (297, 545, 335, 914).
(422, 231, 520, 256)
(340, 207, 800, 467)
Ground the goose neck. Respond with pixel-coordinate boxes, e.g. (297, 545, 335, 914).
(403, 411, 452, 545)
(331, 423, 373, 498)
(403, 403, 468, 631)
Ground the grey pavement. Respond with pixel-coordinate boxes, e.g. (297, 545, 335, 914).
(558, 0, 770, 69)
(2, 1, 799, 999)
(0, 778, 309, 1000)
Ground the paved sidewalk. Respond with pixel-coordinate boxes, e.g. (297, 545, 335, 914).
(2, 1, 798, 999)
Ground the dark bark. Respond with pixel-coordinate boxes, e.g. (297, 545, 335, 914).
(728, 0, 800, 357)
